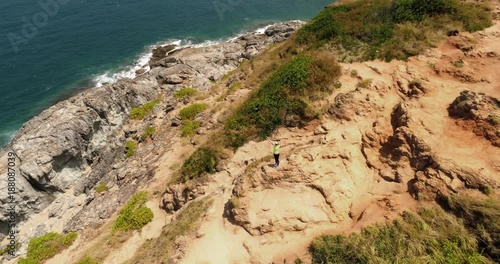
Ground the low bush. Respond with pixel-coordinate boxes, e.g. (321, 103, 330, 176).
(130, 99, 161, 120)
(179, 103, 208, 120)
(488, 115, 500, 126)
(310, 207, 492, 263)
(228, 82, 241, 92)
(179, 147, 218, 182)
(125, 140, 137, 158)
(296, 0, 492, 61)
(173, 88, 197, 99)
(141, 126, 157, 140)
(18, 232, 77, 264)
(77, 256, 99, 264)
(224, 54, 340, 148)
(113, 191, 154, 232)
(357, 79, 372, 88)
(229, 196, 241, 209)
(453, 59, 465, 68)
(96, 183, 108, 193)
(438, 195, 500, 260)
(181, 120, 201, 137)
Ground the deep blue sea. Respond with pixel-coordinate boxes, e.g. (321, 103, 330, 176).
(0, 0, 332, 147)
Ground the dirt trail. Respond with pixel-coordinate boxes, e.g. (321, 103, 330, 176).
(41, 8, 500, 264)
(179, 15, 500, 263)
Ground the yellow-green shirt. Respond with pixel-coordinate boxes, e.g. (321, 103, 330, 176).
(273, 145, 280, 155)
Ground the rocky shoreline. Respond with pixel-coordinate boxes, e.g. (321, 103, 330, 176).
(0, 20, 304, 259)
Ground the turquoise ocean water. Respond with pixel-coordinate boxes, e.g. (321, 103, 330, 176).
(0, 0, 332, 147)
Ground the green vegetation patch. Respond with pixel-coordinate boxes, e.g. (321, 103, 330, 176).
(126, 198, 213, 263)
(296, 0, 492, 61)
(179, 147, 218, 182)
(125, 140, 137, 158)
(173, 88, 197, 99)
(310, 206, 492, 264)
(488, 115, 500, 126)
(179, 103, 208, 120)
(357, 79, 373, 88)
(224, 54, 341, 148)
(130, 99, 161, 120)
(439, 195, 500, 260)
(141, 126, 157, 140)
(18, 232, 77, 264)
(77, 256, 99, 264)
(181, 120, 201, 137)
(96, 183, 108, 193)
(113, 191, 154, 232)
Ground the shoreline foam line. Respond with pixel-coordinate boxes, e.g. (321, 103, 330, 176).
(91, 21, 296, 87)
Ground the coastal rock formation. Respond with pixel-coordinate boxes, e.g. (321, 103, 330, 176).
(0, 76, 159, 239)
(149, 21, 305, 91)
(0, 20, 305, 242)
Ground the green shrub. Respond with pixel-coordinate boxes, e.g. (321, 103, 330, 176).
(482, 186, 493, 196)
(130, 99, 161, 120)
(224, 54, 340, 148)
(228, 82, 241, 92)
(439, 195, 500, 260)
(310, 207, 492, 263)
(229, 197, 241, 209)
(141, 126, 157, 140)
(173, 88, 197, 99)
(125, 140, 137, 158)
(350, 69, 358, 77)
(180, 148, 218, 182)
(96, 183, 108, 193)
(488, 115, 499, 126)
(453, 59, 465, 68)
(357, 79, 372, 88)
(296, 0, 492, 61)
(18, 232, 77, 264)
(77, 256, 99, 264)
(179, 103, 208, 120)
(181, 120, 201, 137)
(113, 191, 154, 232)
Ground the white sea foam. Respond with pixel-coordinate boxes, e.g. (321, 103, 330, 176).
(0, 130, 16, 144)
(91, 22, 287, 87)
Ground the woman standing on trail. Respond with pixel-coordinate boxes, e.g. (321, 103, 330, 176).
(269, 140, 280, 168)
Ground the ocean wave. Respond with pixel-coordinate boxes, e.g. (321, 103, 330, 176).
(91, 22, 284, 87)
(0, 130, 16, 145)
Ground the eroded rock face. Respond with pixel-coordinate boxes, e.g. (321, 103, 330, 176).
(382, 101, 495, 200)
(222, 62, 500, 241)
(0, 76, 160, 237)
(448, 90, 500, 147)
